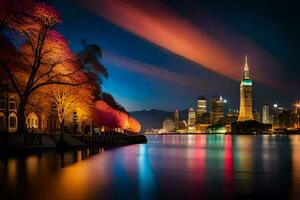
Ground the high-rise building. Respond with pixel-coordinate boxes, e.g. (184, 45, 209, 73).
(196, 96, 207, 121)
(210, 96, 224, 125)
(210, 97, 217, 124)
(238, 56, 254, 121)
(278, 110, 297, 129)
(227, 109, 239, 118)
(253, 109, 261, 122)
(174, 109, 180, 130)
(188, 108, 196, 126)
(271, 103, 283, 128)
(293, 101, 300, 128)
(262, 104, 270, 124)
(163, 118, 175, 133)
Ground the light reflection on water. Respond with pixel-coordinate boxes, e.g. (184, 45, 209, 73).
(1, 135, 300, 199)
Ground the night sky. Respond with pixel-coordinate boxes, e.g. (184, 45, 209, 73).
(49, 0, 300, 112)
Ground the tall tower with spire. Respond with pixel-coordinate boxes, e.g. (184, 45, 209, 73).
(238, 55, 254, 121)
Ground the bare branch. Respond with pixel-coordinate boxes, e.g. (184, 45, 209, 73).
(32, 60, 64, 85)
(30, 79, 88, 94)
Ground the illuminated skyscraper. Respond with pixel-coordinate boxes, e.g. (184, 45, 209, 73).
(174, 109, 180, 130)
(188, 108, 196, 126)
(163, 118, 175, 133)
(262, 104, 270, 124)
(238, 56, 254, 121)
(196, 96, 207, 117)
(293, 100, 300, 128)
(271, 103, 283, 128)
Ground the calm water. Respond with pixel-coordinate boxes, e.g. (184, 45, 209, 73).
(1, 134, 300, 200)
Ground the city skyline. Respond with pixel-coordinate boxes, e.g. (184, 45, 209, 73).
(48, 0, 299, 111)
(1, 1, 300, 200)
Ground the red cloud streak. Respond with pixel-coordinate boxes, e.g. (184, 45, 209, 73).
(78, 0, 293, 91)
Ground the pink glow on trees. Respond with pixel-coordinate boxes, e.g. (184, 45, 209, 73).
(113, 110, 128, 130)
(0, 0, 33, 31)
(94, 100, 114, 129)
(32, 2, 61, 26)
(94, 100, 141, 133)
(127, 117, 141, 133)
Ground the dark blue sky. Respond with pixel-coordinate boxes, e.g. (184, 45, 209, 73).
(49, 0, 299, 111)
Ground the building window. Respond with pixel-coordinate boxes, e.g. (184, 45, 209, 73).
(0, 115, 5, 129)
(9, 115, 17, 128)
(35, 119, 38, 126)
(9, 102, 16, 109)
(0, 100, 5, 109)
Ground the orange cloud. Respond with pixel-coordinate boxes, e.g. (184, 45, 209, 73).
(80, 0, 240, 78)
(78, 0, 293, 91)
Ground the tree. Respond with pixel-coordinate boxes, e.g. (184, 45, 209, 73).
(73, 111, 78, 133)
(126, 117, 141, 133)
(0, 2, 86, 133)
(0, 0, 32, 31)
(94, 100, 141, 133)
(100, 92, 127, 113)
(78, 41, 108, 100)
(46, 80, 94, 135)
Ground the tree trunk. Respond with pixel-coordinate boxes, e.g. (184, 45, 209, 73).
(17, 101, 26, 134)
(60, 119, 64, 142)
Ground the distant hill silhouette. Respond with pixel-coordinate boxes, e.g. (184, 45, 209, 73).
(130, 109, 189, 132)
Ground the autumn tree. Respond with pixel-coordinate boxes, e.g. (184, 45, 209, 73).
(0, 2, 86, 133)
(127, 117, 141, 133)
(49, 82, 94, 135)
(0, 0, 32, 31)
(94, 100, 141, 133)
(100, 92, 127, 113)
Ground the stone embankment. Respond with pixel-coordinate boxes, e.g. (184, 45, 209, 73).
(0, 133, 147, 150)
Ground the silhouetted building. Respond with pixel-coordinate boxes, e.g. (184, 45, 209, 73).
(210, 96, 224, 125)
(271, 104, 284, 128)
(231, 120, 272, 134)
(219, 109, 238, 126)
(278, 110, 297, 129)
(253, 109, 261, 122)
(238, 56, 254, 121)
(197, 112, 210, 124)
(227, 109, 239, 118)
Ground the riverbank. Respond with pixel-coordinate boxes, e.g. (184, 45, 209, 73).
(145, 131, 300, 135)
(0, 133, 147, 150)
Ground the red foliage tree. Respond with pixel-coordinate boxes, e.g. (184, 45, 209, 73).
(127, 117, 141, 133)
(0, 2, 87, 133)
(94, 100, 141, 133)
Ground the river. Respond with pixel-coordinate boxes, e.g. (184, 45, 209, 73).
(1, 134, 300, 199)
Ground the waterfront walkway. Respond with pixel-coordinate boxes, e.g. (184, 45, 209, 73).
(0, 133, 147, 150)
